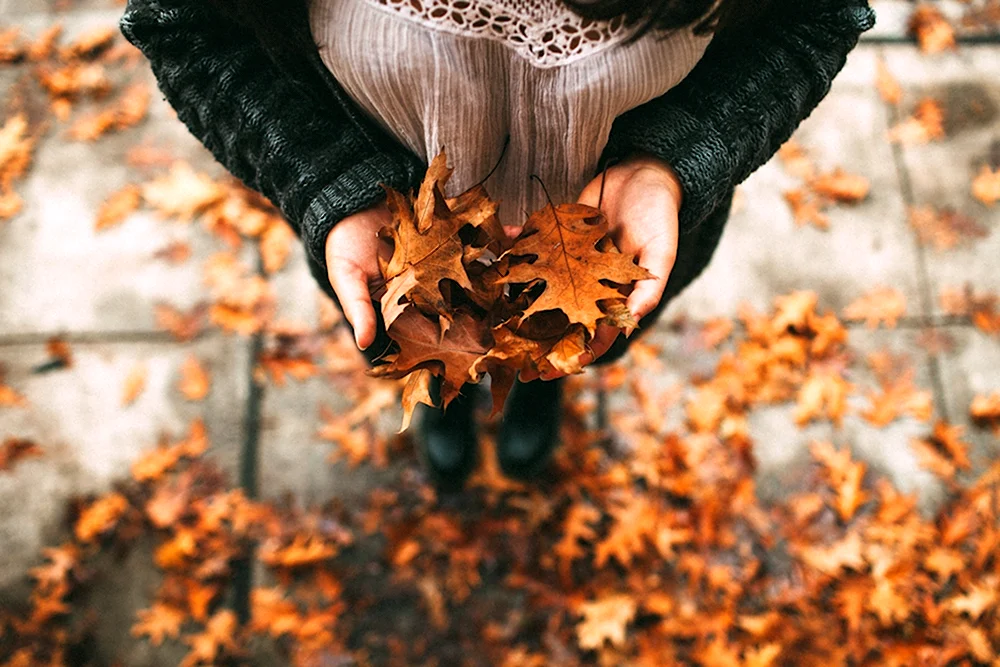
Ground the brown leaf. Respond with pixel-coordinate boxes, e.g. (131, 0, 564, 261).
(259, 219, 294, 274)
(971, 165, 1000, 206)
(74, 492, 129, 542)
(154, 303, 207, 342)
(399, 368, 435, 432)
(907, 205, 987, 251)
(909, 4, 957, 53)
(783, 189, 829, 230)
(142, 162, 224, 221)
(153, 240, 193, 264)
(888, 98, 946, 145)
(843, 287, 907, 328)
(0, 438, 43, 471)
(132, 603, 186, 646)
(95, 185, 141, 231)
(372, 307, 490, 407)
(500, 203, 651, 335)
(809, 168, 870, 203)
(178, 355, 210, 401)
(122, 363, 148, 406)
(875, 59, 903, 106)
(575, 594, 636, 651)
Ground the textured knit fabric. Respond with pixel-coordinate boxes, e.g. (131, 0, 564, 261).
(119, 0, 876, 347)
(310, 0, 712, 230)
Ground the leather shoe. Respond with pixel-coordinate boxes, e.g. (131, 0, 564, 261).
(497, 378, 563, 479)
(415, 379, 479, 492)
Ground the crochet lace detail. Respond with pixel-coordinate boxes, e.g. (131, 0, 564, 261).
(366, 0, 642, 68)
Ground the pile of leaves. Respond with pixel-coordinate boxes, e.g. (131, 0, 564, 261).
(4, 292, 1000, 665)
(370, 151, 650, 426)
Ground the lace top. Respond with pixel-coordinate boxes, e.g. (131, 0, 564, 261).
(311, 0, 714, 227)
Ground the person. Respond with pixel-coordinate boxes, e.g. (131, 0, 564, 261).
(120, 0, 876, 491)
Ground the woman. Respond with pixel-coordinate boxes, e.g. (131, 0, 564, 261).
(119, 0, 876, 491)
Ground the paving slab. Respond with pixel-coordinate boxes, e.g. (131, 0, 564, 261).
(881, 45, 1000, 314)
(668, 46, 923, 323)
(935, 325, 1000, 477)
(0, 67, 244, 335)
(0, 334, 252, 599)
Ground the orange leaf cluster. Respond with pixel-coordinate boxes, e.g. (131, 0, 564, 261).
(778, 142, 870, 230)
(908, 4, 958, 53)
(888, 98, 946, 145)
(940, 285, 1000, 336)
(371, 151, 651, 424)
(907, 204, 988, 251)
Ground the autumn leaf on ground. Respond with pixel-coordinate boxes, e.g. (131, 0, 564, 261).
(154, 303, 207, 342)
(794, 367, 852, 426)
(777, 141, 816, 181)
(888, 98, 946, 145)
(907, 205, 987, 250)
(911, 421, 971, 481)
(95, 184, 141, 231)
(68, 83, 149, 141)
(972, 165, 1000, 206)
(181, 609, 242, 667)
(809, 168, 870, 204)
(259, 219, 294, 274)
(796, 530, 866, 575)
(0, 114, 35, 220)
(122, 362, 148, 406)
(0, 438, 44, 472)
(843, 287, 906, 328)
(970, 391, 1000, 434)
(783, 189, 829, 229)
(59, 26, 117, 60)
(810, 441, 868, 521)
(142, 162, 225, 221)
(575, 594, 636, 650)
(0, 364, 28, 407)
(153, 239, 192, 264)
(862, 360, 933, 427)
(939, 285, 1000, 335)
(178, 355, 210, 401)
(132, 603, 186, 646)
(74, 492, 130, 542)
(875, 59, 903, 106)
(908, 4, 957, 53)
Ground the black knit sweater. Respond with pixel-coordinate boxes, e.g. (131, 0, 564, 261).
(119, 0, 875, 311)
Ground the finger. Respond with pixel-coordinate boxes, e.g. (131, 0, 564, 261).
(328, 261, 377, 350)
(627, 235, 676, 321)
(588, 324, 620, 363)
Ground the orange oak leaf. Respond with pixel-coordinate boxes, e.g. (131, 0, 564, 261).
(181, 610, 241, 667)
(95, 184, 141, 231)
(500, 202, 651, 335)
(875, 59, 903, 106)
(74, 492, 129, 543)
(142, 162, 225, 222)
(972, 165, 1000, 206)
(888, 98, 946, 145)
(575, 594, 637, 651)
(0, 438, 43, 471)
(122, 362, 148, 406)
(399, 368, 435, 433)
(178, 355, 210, 401)
(154, 303, 207, 342)
(907, 205, 987, 251)
(909, 4, 957, 53)
(843, 287, 907, 328)
(132, 603, 186, 646)
(371, 307, 490, 408)
(808, 168, 870, 203)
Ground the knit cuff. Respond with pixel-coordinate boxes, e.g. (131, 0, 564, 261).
(302, 150, 425, 273)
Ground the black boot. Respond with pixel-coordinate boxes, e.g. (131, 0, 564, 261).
(497, 378, 563, 480)
(415, 380, 479, 492)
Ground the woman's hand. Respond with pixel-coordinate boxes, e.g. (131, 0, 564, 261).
(325, 202, 393, 350)
(531, 154, 683, 381)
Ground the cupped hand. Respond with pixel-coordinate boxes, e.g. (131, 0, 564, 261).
(529, 154, 683, 382)
(325, 201, 393, 351)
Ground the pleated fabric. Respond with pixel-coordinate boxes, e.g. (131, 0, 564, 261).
(310, 0, 714, 228)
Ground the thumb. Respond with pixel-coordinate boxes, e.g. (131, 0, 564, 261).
(328, 260, 377, 350)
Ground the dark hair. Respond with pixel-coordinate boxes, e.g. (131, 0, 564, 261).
(211, 0, 772, 66)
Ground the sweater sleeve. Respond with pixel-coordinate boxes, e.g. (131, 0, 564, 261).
(596, 0, 876, 237)
(118, 0, 426, 272)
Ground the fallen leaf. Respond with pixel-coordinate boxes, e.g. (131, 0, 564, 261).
(178, 355, 210, 401)
(95, 184, 141, 231)
(909, 4, 957, 53)
(575, 594, 636, 650)
(74, 492, 129, 542)
(843, 287, 907, 328)
(971, 165, 1000, 206)
(907, 205, 987, 250)
(888, 98, 946, 145)
(132, 603, 185, 646)
(122, 363, 148, 406)
(0, 438, 44, 471)
(875, 59, 903, 106)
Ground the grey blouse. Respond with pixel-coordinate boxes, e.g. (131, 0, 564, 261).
(310, 0, 714, 228)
